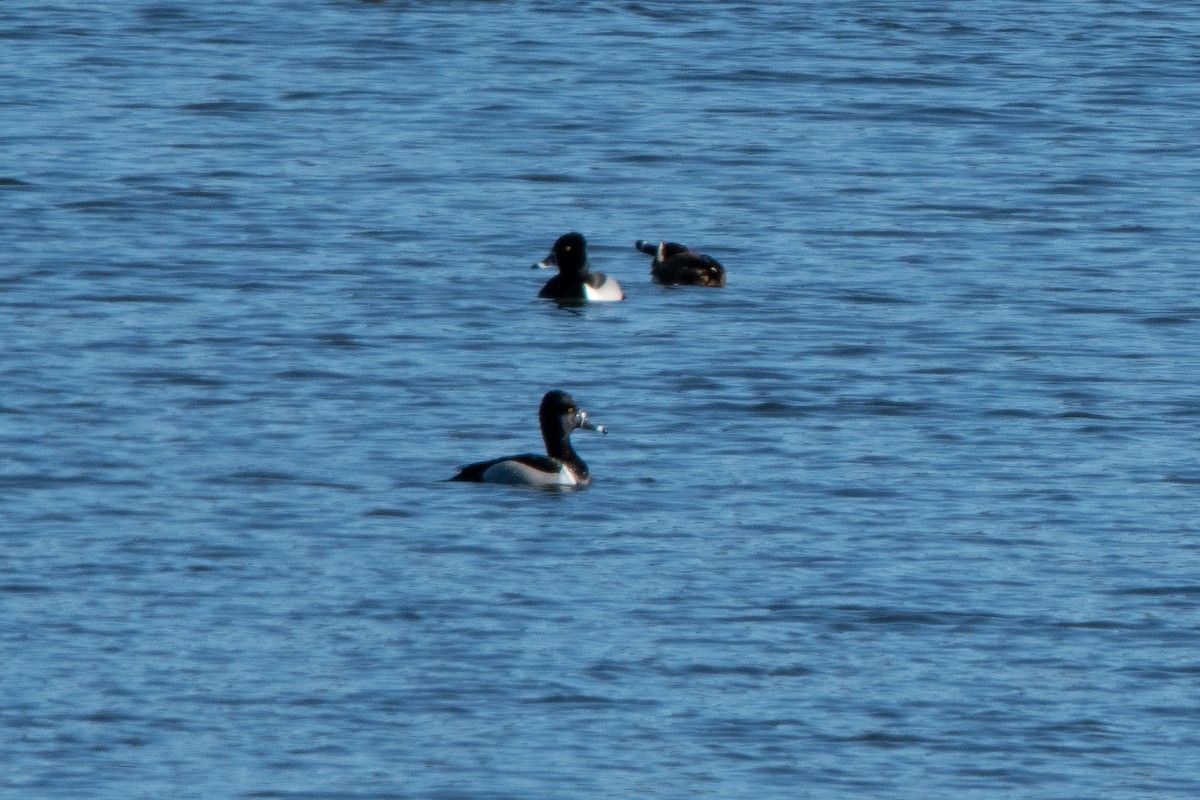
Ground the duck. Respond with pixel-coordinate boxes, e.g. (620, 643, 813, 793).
(533, 232, 625, 302)
(635, 238, 726, 287)
(451, 390, 607, 487)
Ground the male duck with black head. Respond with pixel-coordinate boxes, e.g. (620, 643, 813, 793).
(451, 390, 607, 487)
(533, 232, 625, 302)
(635, 238, 726, 287)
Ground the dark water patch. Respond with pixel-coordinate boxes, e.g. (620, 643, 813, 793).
(79, 709, 143, 725)
(233, 281, 284, 292)
(624, 3, 690, 22)
(1017, 226, 1074, 238)
(813, 344, 884, 357)
(178, 101, 272, 116)
(833, 730, 934, 748)
(274, 369, 354, 381)
(1162, 401, 1200, 419)
(170, 186, 236, 202)
(708, 365, 795, 382)
(1140, 699, 1200, 720)
(1036, 177, 1125, 196)
(1075, 423, 1117, 435)
(411, 544, 503, 557)
(912, 366, 969, 376)
(906, 105, 1000, 122)
(837, 291, 913, 305)
(685, 662, 812, 679)
(1141, 314, 1194, 327)
(1126, 664, 1200, 677)
(364, 507, 415, 518)
(904, 202, 1032, 220)
(305, 481, 362, 492)
(826, 73, 961, 88)
(836, 398, 931, 417)
(286, 697, 332, 709)
(1051, 619, 1134, 631)
(205, 471, 301, 486)
(747, 401, 809, 418)
(184, 545, 263, 562)
(187, 396, 246, 409)
(840, 228, 949, 240)
(769, 665, 814, 677)
(678, 664, 770, 678)
(861, 611, 957, 627)
(351, 227, 428, 242)
(0, 474, 150, 490)
(200, 169, 262, 180)
(1037, 719, 1116, 737)
(615, 153, 673, 164)
(136, 4, 194, 23)
(512, 172, 580, 183)
(65, 558, 146, 579)
(1055, 411, 1111, 421)
(851, 454, 906, 467)
(827, 487, 900, 499)
(315, 332, 362, 349)
(71, 293, 191, 305)
(122, 370, 225, 388)
(836, 184, 886, 196)
(984, 408, 1043, 419)
(1056, 305, 1132, 316)
(76, 260, 177, 278)
(0, 28, 41, 42)
(57, 197, 136, 212)
(830, 606, 1006, 631)
(341, 602, 422, 623)
(525, 693, 621, 706)
(1113, 586, 1200, 598)
(584, 661, 634, 682)
(1103, 224, 1162, 234)
(499, 592, 556, 608)
(280, 90, 326, 102)
(473, 101, 518, 113)
(719, 68, 816, 84)
(0, 583, 54, 594)
(92, 505, 158, 519)
(662, 373, 724, 391)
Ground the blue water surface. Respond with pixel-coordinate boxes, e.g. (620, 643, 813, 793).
(3, 2, 1199, 798)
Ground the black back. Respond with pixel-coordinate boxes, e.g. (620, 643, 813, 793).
(635, 238, 727, 287)
(450, 390, 590, 483)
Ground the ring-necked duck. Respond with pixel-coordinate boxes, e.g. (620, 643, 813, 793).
(635, 239, 727, 287)
(451, 390, 607, 487)
(533, 232, 625, 302)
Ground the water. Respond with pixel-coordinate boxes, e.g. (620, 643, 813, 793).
(3, 1, 1199, 797)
